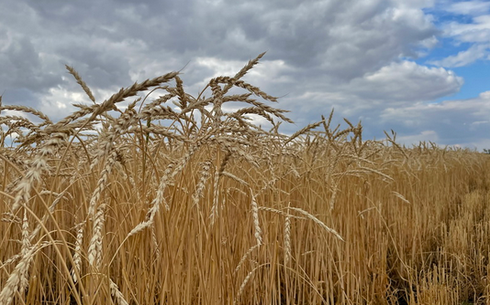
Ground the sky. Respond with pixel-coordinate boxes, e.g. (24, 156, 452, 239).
(1, 0, 490, 150)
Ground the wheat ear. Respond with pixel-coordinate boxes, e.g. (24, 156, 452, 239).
(71, 220, 85, 283)
(284, 203, 291, 264)
(110, 279, 129, 305)
(128, 144, 199, 237)
(88, 203, 106, 268)
(0, 245, 37, 305)
(250, 189, 262, 246)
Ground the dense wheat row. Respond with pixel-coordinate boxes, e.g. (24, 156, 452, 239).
(1, 54, 490, 304)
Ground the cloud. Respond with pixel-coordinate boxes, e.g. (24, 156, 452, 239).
(443, 1, 490, 16)
(348, 60, 463, 102)
(425, 2, 490, 70)
(442, 14, 490, 43)
(0, 35, 61, 95)
(270, 59, 462, 127)
(429, 43, 490, 67)
(4, 0, 489, 150)
(396, 130, 440, 146)
(3, 0, 440, 80)
(375, 91, 490, 148)
(0, 0, 444, 117)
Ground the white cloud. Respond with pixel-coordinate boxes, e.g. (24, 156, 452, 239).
(396, 130, 440, 146)
(429, 3, 490, 69)
(313, 2, 438, 80)
(281, 60, 462, 120)
(348, 61, 463, 102)
(429, 43, 490, 67)
(372, 91, 490, 149)
(39, 87, 88, 119)
(444, 1, 490, 16)
(442, 15, 490, 43)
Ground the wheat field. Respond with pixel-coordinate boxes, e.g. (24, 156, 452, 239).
(1, 53, 490, 305)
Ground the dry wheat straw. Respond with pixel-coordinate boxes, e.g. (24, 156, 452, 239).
(26, 190, 71, 244)
(358, 166, 394, 181)
(210, 150, 232, 225)
(128, 144, 199, 237)
(288, 207, 344, 241)
(234, 244, 261, 274)
(221, 171, 248, 186)
(257, 206, 307, 220)
(392, 191, 411, 204)
(234, 263, 270, 305)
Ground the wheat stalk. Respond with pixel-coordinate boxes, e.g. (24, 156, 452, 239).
(288, 207, 344, 241)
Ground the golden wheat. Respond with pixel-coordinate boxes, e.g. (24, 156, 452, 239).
(0, 54, 490, 304)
